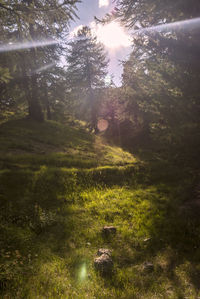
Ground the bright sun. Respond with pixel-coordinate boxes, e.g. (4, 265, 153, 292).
(92, 21, 132, 49)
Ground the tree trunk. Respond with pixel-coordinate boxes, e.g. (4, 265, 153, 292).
(86, 55, 98, 132)
(28, 23, 44, 122)
(44, 86, 51, 120)
(27, 70, 43, 121)
(18, 51, 31, 108)
(142, 112, 151, 139)
(16, 4, 44, 121)
(91, 98, 98, 133)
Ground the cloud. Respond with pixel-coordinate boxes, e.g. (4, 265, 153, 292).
(99, 0, 109, 8)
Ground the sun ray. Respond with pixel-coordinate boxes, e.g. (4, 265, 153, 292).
(34, 63, 56, 74)
(0, 39, 58, 53)
(134, 17, 200, 34)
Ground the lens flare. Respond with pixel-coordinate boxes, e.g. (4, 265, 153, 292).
(79, 263, 87, 282)
(97, 119, 109, 132)
(0, 39, 58, 53)
(135, 17, 200, 35)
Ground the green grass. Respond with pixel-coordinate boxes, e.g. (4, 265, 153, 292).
(0, 119, 199, 298)
(0, 119, 136, 169)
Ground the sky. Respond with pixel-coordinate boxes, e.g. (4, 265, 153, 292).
(70, 0, 132, 86)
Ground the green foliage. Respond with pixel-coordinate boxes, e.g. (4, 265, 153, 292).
(67, 26, 108, 91)
(112, 0, 200, 166)
(0, 66, 12, 84)
(0, 0, 80, 121)
(115, 0, 200, 27)
(66, 26, 109, 130)
(0, 119, 136, 170)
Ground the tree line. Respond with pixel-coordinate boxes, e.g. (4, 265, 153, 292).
(115, 0, 200, 162)
(1, 0, 200, 163)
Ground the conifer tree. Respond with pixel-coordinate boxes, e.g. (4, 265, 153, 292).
(0, 0, 79, 121)
(117, 0, 200, 157)
(66, 26, 109, 132)
(115, 0, 200, 28)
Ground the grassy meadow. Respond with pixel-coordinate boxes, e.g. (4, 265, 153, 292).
(0, 119, 199, 298)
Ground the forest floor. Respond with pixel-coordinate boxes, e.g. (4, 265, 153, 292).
(0, 119, 199, 299)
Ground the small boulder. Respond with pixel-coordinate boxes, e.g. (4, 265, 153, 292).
(102, 226, 116, 236)
(97, 248, 112, 257)
(94, 254, 113, 274)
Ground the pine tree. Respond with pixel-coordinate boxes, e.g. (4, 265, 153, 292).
(66, 26, 109, 132)
(119, 0, 200, 156)
(115, 0, 200, 28)
(0, 0, 79, 121)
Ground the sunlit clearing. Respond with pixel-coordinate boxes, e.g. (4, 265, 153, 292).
(79, 263, 87, 282)
(0, 39, 57, 53)
(99, 0, 109, 8)
(92, 21, 132, 49)
(97, 119, 109, 132)
(135, 17, 200, 35)
(34, 63, 55, 74)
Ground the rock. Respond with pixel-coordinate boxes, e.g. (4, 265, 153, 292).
(97, 248, 112, 257)
(102, 226, 116, 236)
(143, 262, 154, 273)
(94, 248, 113, 274)
(94, 254, 113, 274)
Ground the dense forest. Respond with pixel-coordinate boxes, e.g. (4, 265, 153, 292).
(0, 0, 200, 298)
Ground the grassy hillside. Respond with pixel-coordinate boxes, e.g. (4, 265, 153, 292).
(0, 119, 199, 298)
(0, 119, 136, 169)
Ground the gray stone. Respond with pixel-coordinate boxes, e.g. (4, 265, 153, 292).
(94, 253, 113, 274)
(97, 248, 112, 257)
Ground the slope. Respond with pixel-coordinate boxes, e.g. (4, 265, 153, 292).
(0, 119, 136, 169)
(0, 119, 199, 298)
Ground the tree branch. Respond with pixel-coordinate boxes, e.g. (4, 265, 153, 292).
(0, 3, 19, 15)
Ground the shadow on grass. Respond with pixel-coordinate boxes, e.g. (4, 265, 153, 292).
(0, 118, 94, 157)
(0, 153, 200, 297)
(104, 174, 200, 297)
(0, 166, 85, 297)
